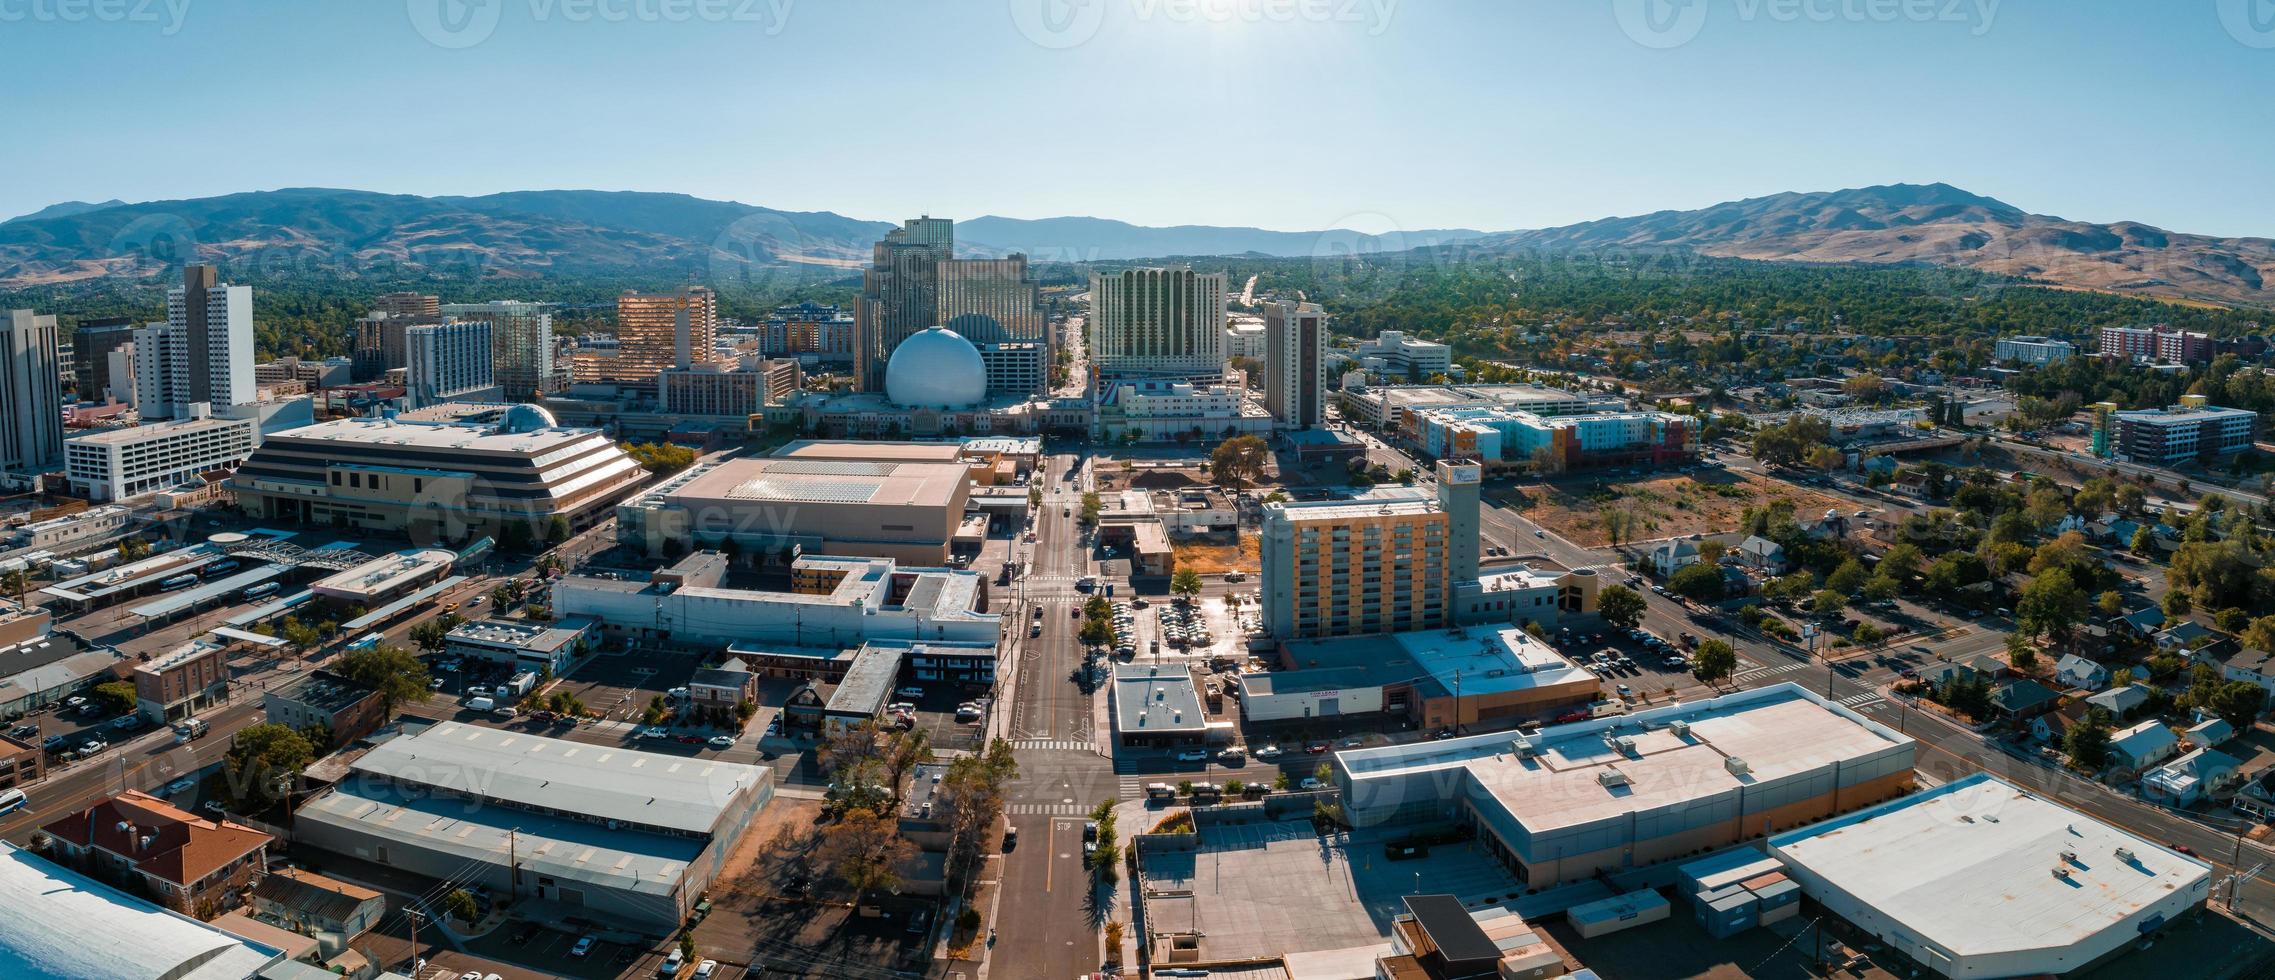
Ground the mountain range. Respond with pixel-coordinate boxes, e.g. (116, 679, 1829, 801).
(1, 184, 2267, 308)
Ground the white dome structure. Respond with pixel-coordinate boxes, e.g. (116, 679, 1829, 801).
(885, 326, 988, 409)
(496, 403, 558, 434)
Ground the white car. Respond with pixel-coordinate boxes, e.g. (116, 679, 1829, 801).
(694, 960, 719, 979)
(1252, 744, 1283, 760)
(569, 935, 595, 957)
(1300, 777, 1324, 790)
(707, 735, 735, 749)
(637, 726, 669, 739)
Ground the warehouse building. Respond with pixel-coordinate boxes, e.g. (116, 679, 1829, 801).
(556, 551, 997, 651)
(1333, 684, 1915, 889)
(294, 721, 772, 930)
(615, 454, 971, 565)
(1253, 623, 1599, 728)
(443, 615, 598, 677)
(229, 404, 646, 543)
(1768, 773, 2211, 978)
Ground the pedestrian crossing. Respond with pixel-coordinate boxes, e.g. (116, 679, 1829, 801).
(1006, 802, 1094, 817)
(1735, 661, 1807, 680)
(1011, 738, 1094, 752)
(1837, 692, 1884, 709)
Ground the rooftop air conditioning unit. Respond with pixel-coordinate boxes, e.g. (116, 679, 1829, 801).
(2115, 847, 2137, 863)
(2052, 866, 2072, 879)
(1725, 756, 1752, 776)
(1511, 736, 1537, 757)
(1669, 720, 1691, 738)
(1614, 735, 1639, 756)
(1597, 767, 1631, 788)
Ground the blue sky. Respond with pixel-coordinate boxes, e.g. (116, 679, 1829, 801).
(3, 0, 2271, 237)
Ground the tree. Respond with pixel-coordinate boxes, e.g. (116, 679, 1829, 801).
(815, 808, 916, 896)
(1079, 616, 1115, 649)
(0, 569, 28, 604)
(1209, 435, 1270, 487)
(2005, 632, 2039, 672)
(2098, 590, 2126, 618)
(2065, 709, 2112, 770)
(1171, 567, 1203, 600)
(1692, 639, 1737, 687)
(1860, 573, 1901, 605)
(545, 515, 571, 546)
(1825, 559, 1869, 597)
(1600, 505, 1638, 548)
(332, 644, 434, 718)
(2016, 568, 2088, 643)
(1852, 622, 1884, 649)
(91, 680, 138, 715)
(1666, 562, 1724, 602)
(2131, 526, 2157, 556)
(1751, 414, 1833, 468)
(1810, 589, 1847, 617)
(223, 723, 316, 809)
(1696, 538, 1727, 564)
(881, 727, 935, 804)
(937, 738, 1020, 889)
(442, 888, 478, 924)
(1079, 491, 1102, 527)
(1597, 585, 1646, 630)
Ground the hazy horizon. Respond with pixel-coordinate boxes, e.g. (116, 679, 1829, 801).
(3, 1, 2271, 239)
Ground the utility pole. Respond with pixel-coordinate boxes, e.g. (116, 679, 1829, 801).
(405, 907, 424, 975)
(508, 827, 519, 901)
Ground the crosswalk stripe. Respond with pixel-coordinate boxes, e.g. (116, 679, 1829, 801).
(1005, 803, 1092, 816)
(1839, 693, 1884, 708)
(1011, 739, 1093, 752)
(1737, 662, 1806, 679)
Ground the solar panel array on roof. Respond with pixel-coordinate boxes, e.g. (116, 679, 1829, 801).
(726, 478, 882, 503)
(763, 459, 899, 477)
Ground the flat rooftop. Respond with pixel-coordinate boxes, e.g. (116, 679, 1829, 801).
(1341, 684, 1910, 836)
(774, 440, 966, 462)
(445, 615, 594, 653)
(259, 414, 607, 453)
(1267, 487, 1439, 524)
(310, 550, 455, 598)
(1770, 773, 2213, 960)
(651, 456, 969, 509)
(1114, 664, 1207, 736)
(350, 721, 770, 836)
(1272, 624, 1592, 701)
(62, 415, 251, 445)
(0, 842, 281, 980)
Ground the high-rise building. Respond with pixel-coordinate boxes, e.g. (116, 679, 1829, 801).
(106, 343, 137, 411)
(142, 265, 253, 419)
(855, 217, 954, 391)
(1090, 268, 1226, 381)
(70, 316, 137, 401)
(442, 301, 555, 400)
(1993, 335, 2073, 366)
(405, 320, 497, 408)
(2100, 325, 2212, 365)
(1260, 460, 1481, 639)
(0, 310, 66, 486)
(375, 292, 441, 321)
(759, 303, 856, 361)
(602, 287, 717, 383)
(1264, 301, 1327, 429)
(939, 255, 1050, 396)
(353, 312, 413, 380)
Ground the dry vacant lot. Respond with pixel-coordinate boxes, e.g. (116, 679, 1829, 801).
(1493, 470, 1849, 548)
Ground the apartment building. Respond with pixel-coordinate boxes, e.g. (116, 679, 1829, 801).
(134, 640, 229, 724)
(1264, 301, 1327, 429)
(136, 266, 253, 420)
(1090, 267, 1227, 380)
(42, 791, 274, 920)
(595, 287, 718, 383)
(70, 316, 137, 402)
(2108, 398, 2258, 465)
(442, 300, 555, 400)
(63, 412, 260, 502)
(1260, 460, 1482, 639)
(0, 310, 65, 487)
(1355, 330, 1455, 380)
(659, 358, 801, 416)
(404, 319, 497, 407)
(2101, 324, 2212, 365)
(1993, 335, 2074, 366)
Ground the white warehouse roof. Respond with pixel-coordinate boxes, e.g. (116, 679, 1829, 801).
(0, 841, 282, 980)
(1769, 773, 2212, 976)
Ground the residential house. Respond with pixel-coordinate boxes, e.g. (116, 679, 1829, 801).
(2086, 684, 2153, 719)
(781, 682, 827, 734)
(2216, 648, 2275, 697)
(2031, 700, 2094, 744)
(2107, 720, 2183, 774)
(2156, 621, 2219, 653)
(41, 790, 273, 918)
(1736, 536, 1787, 573)
(2055, 654, 2111, 691)
(2186, 717, 2236, 748)
(2115, 607, 2166, 637)
(688, 659, 759, 712)
(1989, 679, 2061, 721)
(249, 867, 386, 957)
(2142, 748, 2245, 806)
(1649, 539, 1700, 577)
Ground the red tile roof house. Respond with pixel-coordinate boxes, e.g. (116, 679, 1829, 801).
(41, 790, 273, 919)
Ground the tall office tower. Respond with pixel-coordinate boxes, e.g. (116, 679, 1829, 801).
(940, 255, 1049, 397)
(606, 287, 718, 383)
(353, 313, 411, 380)
(132, 322, 183, 417)
(405, 320, 497, 408)
(443, 301, 554, 400)
(0, 310, 66, 485)
(375, 292, 441, 321)
(70, 316, 137, 401)
(854, 216, 954, 391)
(153, 265, 254, 418)
(1264, 300, 1328, 429)
(1090, 268, 1227, 381)
(1259, 459, 1482, 639)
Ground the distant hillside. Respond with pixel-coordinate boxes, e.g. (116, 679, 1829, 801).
(3, 199, 127, 225)
(1479, 183, 2275, 308)
(956, 214, 1490, 261)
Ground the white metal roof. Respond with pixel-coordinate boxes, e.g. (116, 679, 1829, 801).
(350, 722, 769, 836)
(1769, 773, 2212, 959)
(0, 841, 282, 980)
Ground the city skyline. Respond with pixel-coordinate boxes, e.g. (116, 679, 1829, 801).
(0, 4, 2269, 238)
